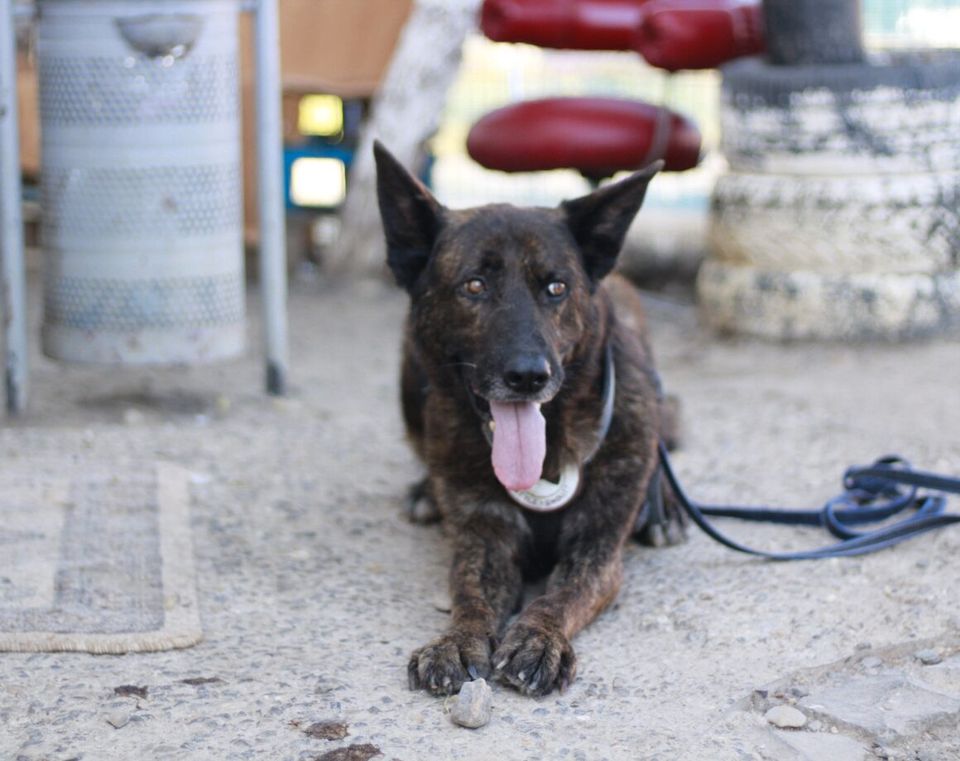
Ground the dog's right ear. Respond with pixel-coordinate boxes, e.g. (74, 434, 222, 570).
(561, 161, 663, 285)
(374, 141, 444, 291)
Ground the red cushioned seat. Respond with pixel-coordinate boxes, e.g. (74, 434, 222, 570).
(466, 97, 701, 179)
(481, 0, 653, 51)
(633, 0, 765, 72)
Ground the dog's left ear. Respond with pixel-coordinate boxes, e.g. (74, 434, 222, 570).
(561, 161, 663, 284)
(374, 140, 445, 291)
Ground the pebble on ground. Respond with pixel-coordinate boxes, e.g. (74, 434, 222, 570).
(764, 704, 807, 729)
(451, 678, 493, 728)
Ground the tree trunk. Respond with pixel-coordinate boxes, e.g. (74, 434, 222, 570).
(330, 0, 481, 278)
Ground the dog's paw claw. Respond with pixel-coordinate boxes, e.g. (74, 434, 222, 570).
(407, 631, 492, 696)
(645, 524, 667, 547)
(493, 621, 576, 697)
(635, 496, 687, 548)
(407, 659, 420, 691)
(665, 517, 687, 546)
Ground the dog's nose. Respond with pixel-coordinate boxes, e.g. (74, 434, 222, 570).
(503, 355, 551, 394)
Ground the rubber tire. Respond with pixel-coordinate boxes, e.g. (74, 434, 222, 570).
(697, 261, 960, 341)
(719, 52, 960, 174)
(710, 170, 960, 275)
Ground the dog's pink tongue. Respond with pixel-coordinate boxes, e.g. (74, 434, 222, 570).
(489, 401, 546, 491)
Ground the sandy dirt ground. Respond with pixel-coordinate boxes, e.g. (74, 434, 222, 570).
(1, 276, 959, 761)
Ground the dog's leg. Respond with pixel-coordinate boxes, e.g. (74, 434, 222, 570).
(408, 510, 524, 696)
(634, 465, 687, 547)
(659, 393, 682, 452)
(493, 473, 646, 696)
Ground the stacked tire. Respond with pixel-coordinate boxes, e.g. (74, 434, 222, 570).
(698, 52, 960, 339)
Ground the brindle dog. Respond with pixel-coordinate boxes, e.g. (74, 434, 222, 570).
(374, 141, 684, 698)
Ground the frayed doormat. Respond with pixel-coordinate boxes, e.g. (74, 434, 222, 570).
(0, 462, 202, 653)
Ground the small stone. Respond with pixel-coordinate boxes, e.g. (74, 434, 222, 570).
(113, 685, 148, 699)
(854, 642, 872, 651)
(215, 395, 231, 415)
(808, 719, 823, 732)
(123, 408, 145, 425)
(180, 676, 223, 686)
(764, 704, 807, 729)
(915, 649, 942, 666)
(861, 656, 882, 669)
(105, 710, 131, 729)
(451, 678, 493, 728)
(432, 591, 452, 613)
(303, 720, 349, 740)
(315, 744, 382, 761)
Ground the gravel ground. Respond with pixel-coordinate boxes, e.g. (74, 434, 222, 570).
(1, 277, 959, 761)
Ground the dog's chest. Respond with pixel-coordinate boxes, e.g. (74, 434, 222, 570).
(520, 508, 566, 578)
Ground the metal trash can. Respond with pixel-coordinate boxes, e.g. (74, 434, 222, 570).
(37, 0, 245, 363)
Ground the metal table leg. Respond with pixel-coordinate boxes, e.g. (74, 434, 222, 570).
(0, 0, 28, 414)
(253, 0, 289, 395)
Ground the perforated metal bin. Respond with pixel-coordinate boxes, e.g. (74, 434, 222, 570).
(37, 0, 245, 363)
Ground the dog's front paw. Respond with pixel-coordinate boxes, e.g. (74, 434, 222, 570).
(635, 478, 687, 548)
(407, 629, 493, 696)
(405, 478, 442, 524)
(493, 621, 576, 696)
(635, 513, 686, 547)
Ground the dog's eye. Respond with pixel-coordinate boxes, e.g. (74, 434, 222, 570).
(545, 281, 568, 299)
(462, 278, 487, 297)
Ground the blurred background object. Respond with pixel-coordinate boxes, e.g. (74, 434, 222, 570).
(239, 0, 412, 270)
(36, 0, 247, 365)
(481, 0, 649, 50)
(13, 0, 412, 269)
(329, 0, 483, 277)
(12, 0, 960, 309)
(432, 0, 739, 286)
(426, 0, 960, 291)
(698, 0, 960, 340)
(632, 0, 765, 72)
(466, 97, 702, 177)
(4, 0, 294, 411)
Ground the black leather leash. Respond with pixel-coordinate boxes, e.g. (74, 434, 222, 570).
(655, 442, 960, 559)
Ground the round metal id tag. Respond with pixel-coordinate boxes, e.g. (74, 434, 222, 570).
(508, 461, 581, 512)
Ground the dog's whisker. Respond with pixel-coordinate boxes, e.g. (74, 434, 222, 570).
(441, 361, 478, 370)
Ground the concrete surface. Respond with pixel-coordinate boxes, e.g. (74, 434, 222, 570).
(2, 276, 959, 761)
